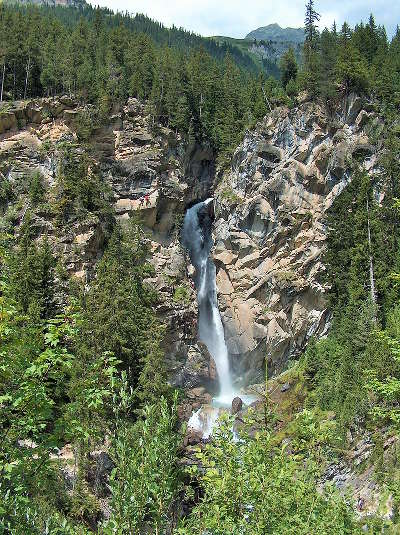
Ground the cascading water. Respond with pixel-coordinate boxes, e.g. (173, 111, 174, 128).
(182, 199, 235, 405)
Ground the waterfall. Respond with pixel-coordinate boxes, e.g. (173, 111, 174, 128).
(182, 199, 235, 404)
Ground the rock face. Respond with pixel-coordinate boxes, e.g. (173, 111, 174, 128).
(214, 96, 378, 385)
(323, 432, 397, 522)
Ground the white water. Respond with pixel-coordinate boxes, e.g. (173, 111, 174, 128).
(182, 199, 235, 404)
(182, 200, 258, 438)
(187, 406, 224, 439)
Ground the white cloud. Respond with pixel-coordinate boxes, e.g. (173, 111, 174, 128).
(87, 0, 398, 38)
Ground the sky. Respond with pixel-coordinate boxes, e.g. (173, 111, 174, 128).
(87, 0, 399, 39)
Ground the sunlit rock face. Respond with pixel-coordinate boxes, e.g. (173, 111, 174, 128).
(214, 95, 378, 385)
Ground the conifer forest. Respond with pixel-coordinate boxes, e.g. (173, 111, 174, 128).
(1, 0, 400, 533)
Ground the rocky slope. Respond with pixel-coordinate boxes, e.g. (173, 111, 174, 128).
(246, 23, 305, 44)
(214, 94, 378, 387)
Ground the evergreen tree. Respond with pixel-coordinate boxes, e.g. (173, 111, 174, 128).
(335, 41, 370, 94)
(279, 46, 298, 88)
(302, 0, 321, 97)
(8, 213, 57, 320)
(77, 220, 162, 388)
(304, 0, 320, 45)
(319, 27, 338, 103)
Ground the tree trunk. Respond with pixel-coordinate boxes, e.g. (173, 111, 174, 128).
(367, 198, 377, 315)
(264, 357, 269, 429)
(261, 85, 272, 112)
(13, 61, 16, 100)
(0, 62, 5, 102)
(24, 55, 31, 100)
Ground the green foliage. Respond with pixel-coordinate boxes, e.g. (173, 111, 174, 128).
(105, 388, 182, 534)
(0, 215, 173, 532)
(219, 186, 244, 207)
(173, 285, 190, 304)
(28, 172, 46, 207)
(366, 306, 400, 427)
(0, 287, 80, 532)
(76, 220, 160, 386)
(335, 43, 370, 94)
(177, 415, 360, 534)
(299, 4, 395, 102)
(7, 215, 57, 319)
(0, 175, 14, 208)
(324, 169, 394, 317)
(280, 47, 298, 88)
(53, 146, 114, 226)
(303, 165, 400, 426)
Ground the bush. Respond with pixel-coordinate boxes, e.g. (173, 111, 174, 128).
(173, 285, 190, 304)
(177, 416, 360, 534)
(105, 393, 182, 534)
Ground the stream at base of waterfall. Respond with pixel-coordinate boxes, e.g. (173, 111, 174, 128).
(182, 199, 258, 439)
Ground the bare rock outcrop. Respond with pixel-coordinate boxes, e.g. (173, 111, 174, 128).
(214, 96, 379, 385)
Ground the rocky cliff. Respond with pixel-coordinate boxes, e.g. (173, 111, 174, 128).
(214, 94, 378, 387)
(1, 93, 390, 518)
(0, 93, 379, 404)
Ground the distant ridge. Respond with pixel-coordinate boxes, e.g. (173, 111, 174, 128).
(212, 23, 304, 79)
(4, 0, 87, 6)
(246, 23, 305, 44)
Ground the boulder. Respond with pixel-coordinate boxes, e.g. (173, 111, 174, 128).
(0, 112, 17, 134)
(231, 397, 243, 415)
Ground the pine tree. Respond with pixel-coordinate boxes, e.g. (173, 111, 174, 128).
(304, 0, 320, 51)
(335, 41, 370, 94)
(302, 0, 321, 98)
(77, 221, 161, 388)
(320, 28, 338, 103)
(279, 47, 298, 88)
(8, 214, 57, 320)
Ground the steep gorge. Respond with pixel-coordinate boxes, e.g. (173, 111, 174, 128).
(0, 92, 379, 408)
(0, 92, 388, 515)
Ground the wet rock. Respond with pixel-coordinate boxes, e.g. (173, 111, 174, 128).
(183, 429, 203, 447)
(186, 387, 212, 406)
(231, 397, 243, 415)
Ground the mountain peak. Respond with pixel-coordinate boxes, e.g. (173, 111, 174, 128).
(246, 24, 305, 44)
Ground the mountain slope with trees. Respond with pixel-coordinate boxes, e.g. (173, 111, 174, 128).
(1, 0, 400, 533)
